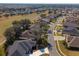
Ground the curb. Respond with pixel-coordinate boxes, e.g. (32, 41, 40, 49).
(56, 40, 66, 56)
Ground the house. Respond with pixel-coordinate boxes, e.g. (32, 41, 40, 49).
(63, 27, 79, 36)
(29, 23, 40, 32)
(29, 23, 41, 40)
(49, 15, 56, 19)
(65, 35, 79, 48)
(63, 22, 79, 28)
(63, 26, 79, 48)
(38, 17, 50, 27)
(41, 18, 50, 23)
(19, 30, 36, 40)
(63, 17, 79, 35)
(20, 23, 41, 40)
(63, 17, 79, 48)
(7, 23, 41, 56)
(7, 39, 36, 56)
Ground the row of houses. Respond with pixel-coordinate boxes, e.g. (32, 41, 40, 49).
(0, 7, 50, 17)
(7, 22, 41, 56)
(63, 16, 79, 48)
(7, 16, 52, 56)
(6, 10, 61, 56)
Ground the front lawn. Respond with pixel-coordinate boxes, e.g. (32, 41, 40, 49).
(57, 40, 79, 56)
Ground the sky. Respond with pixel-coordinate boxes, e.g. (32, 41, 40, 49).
(0, 0, 79, 3)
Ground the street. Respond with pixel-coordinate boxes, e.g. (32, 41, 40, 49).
(48, 16, 66, 56)
(48, 23, 60, 56)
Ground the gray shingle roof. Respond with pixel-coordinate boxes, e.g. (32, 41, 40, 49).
(7, 39, 36, 56)
(41, 18, 50, 23)
(63, 22, 79, 27)
(69, 37, 79, 48)
(11, 50, 22, 56)
(20, 30, 36, 39)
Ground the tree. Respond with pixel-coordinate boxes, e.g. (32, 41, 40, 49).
(12, 21, 20, 25)
(19, 19, 31, 30)
(4, 19, 31, 47)
(37, 37, 48, 49)
(48, 10, 52, 14)
(12, 19, 31, 31)
(4, 27, 16, 45)
(36, 23, 49, 49)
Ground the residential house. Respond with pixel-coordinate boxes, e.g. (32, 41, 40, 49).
(19, 30, 36, 40)
(7, 39, 36, 56)
(63, 21, 79, 36)
(40, 18, 50, 24)
(63, 17, 79, 48)
(65, 35, 79, 48)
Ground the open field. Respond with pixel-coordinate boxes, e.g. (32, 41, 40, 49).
(58, 40, 79, 56)
(0, 13, 40, 43)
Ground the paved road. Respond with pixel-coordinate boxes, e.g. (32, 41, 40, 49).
(48, 16, 66, 56)
(48, 23, 60, 56)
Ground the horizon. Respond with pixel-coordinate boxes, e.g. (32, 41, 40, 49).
(0, 4, 79, 8)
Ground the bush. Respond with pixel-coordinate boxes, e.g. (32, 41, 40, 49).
(37, 35, 48, 49)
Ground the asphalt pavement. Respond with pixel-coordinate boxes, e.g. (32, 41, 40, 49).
(48, 23, 60, 56)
